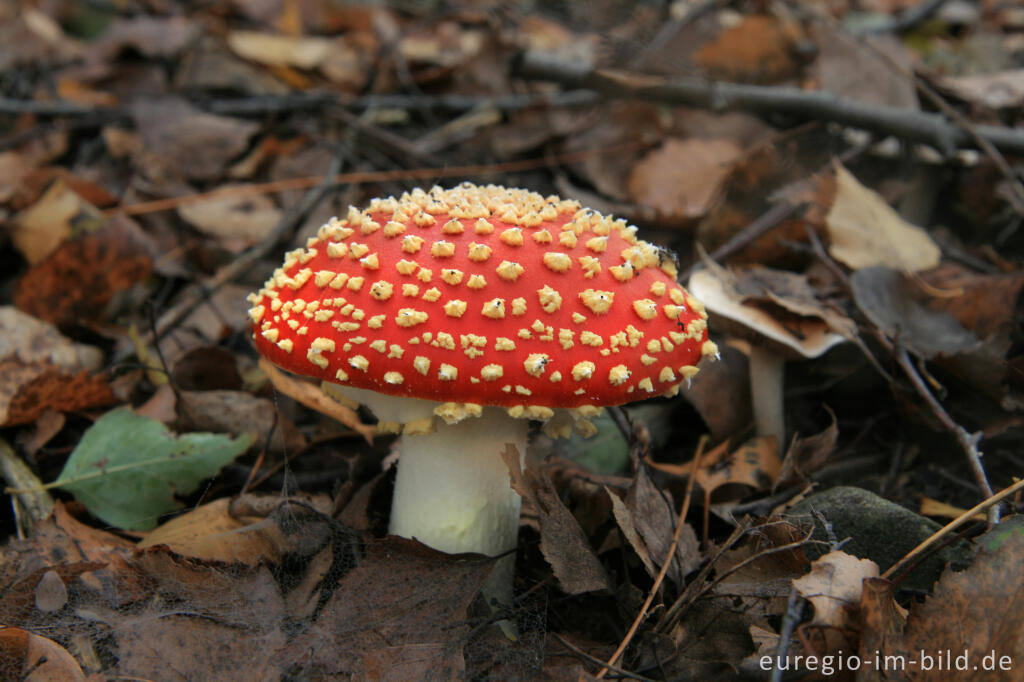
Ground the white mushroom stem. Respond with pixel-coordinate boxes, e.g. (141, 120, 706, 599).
(326, 385, 526, 606)
(748, 345, 785, 452)
(390, 411, 528, 605)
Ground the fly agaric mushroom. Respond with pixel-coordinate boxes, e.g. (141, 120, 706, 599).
(248, 183, 715, 605)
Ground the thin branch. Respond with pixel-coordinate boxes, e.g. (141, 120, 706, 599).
(893, 346, 995, 522)
(103, 142, 642, 218)
(858, 0, 952, 35)
(551, 633, 657, 682)
(513, 53, 1024, 155)
(882, 477, 1024, 580)
(768, 586, 806, 682)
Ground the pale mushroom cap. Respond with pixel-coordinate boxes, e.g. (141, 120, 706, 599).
(687, 268, 846, 359)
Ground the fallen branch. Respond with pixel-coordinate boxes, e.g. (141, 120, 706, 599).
(513, 53, 1024, 155)
(894, 346, 995, 522)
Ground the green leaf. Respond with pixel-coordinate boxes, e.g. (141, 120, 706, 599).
(53, 409, 253, 530)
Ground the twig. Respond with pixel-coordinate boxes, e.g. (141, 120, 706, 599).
(596, 437, 706, 677)
(103, 142, 641, 218)
(768, 586, 806, 682)
(513, 53, 1024, 155)
(682, 200, 805, 281)
(858, 0, 952, 35)
(658, 521, 750, 632)
(551, 632, 657, 682)
(893, 346, 995, 522)
(0, 96, 108, 115)
(881, 477, 1024, 581)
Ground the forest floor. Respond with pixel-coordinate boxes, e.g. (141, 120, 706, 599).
(1, 0, 1023, 680)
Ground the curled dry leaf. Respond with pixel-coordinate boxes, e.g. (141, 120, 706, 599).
(688, 266, 849, 359)
(648, 436, 782, 505)
(138, 494, 332, 565)
(258, 356, 376, 442)
(608, 465, 699, 587)
(774, 406, 838, 491)
(503, 446, 611, 595)
(826, 160, 941, 272)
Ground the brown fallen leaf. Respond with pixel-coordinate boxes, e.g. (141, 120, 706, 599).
(889, 523, 1024, 681)
(649, 436, 783, 505)
(627, 137, 741, 222)
(108, 557, 289, 681)
(0, 362, 115, 427)
(6, 166, 118, 213)
(177, 186, 283, 252)
(131, 97, 259, 182)
(0, 626, 86, 682)
(157, 284, 253, 369)
(0, 151, 35, 203)
(919, 263, 1024, 343)
(176, 389, 306, 453)
(713, 518, 809, 619)
(696, 127, 837, 267)
(850, 267, 980, 360)
(694, 14, 805, 84)
(857, 577, 907, 682)
(13, 213, 154, 328)
(282, 537, 493, 679)
(503, 446, 611, 595)
(775, 407, 839, 491)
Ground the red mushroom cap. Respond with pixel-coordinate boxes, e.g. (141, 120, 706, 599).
(248, 183, 714, 414)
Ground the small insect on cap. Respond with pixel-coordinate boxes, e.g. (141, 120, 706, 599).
(248, 183, 715, 417)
